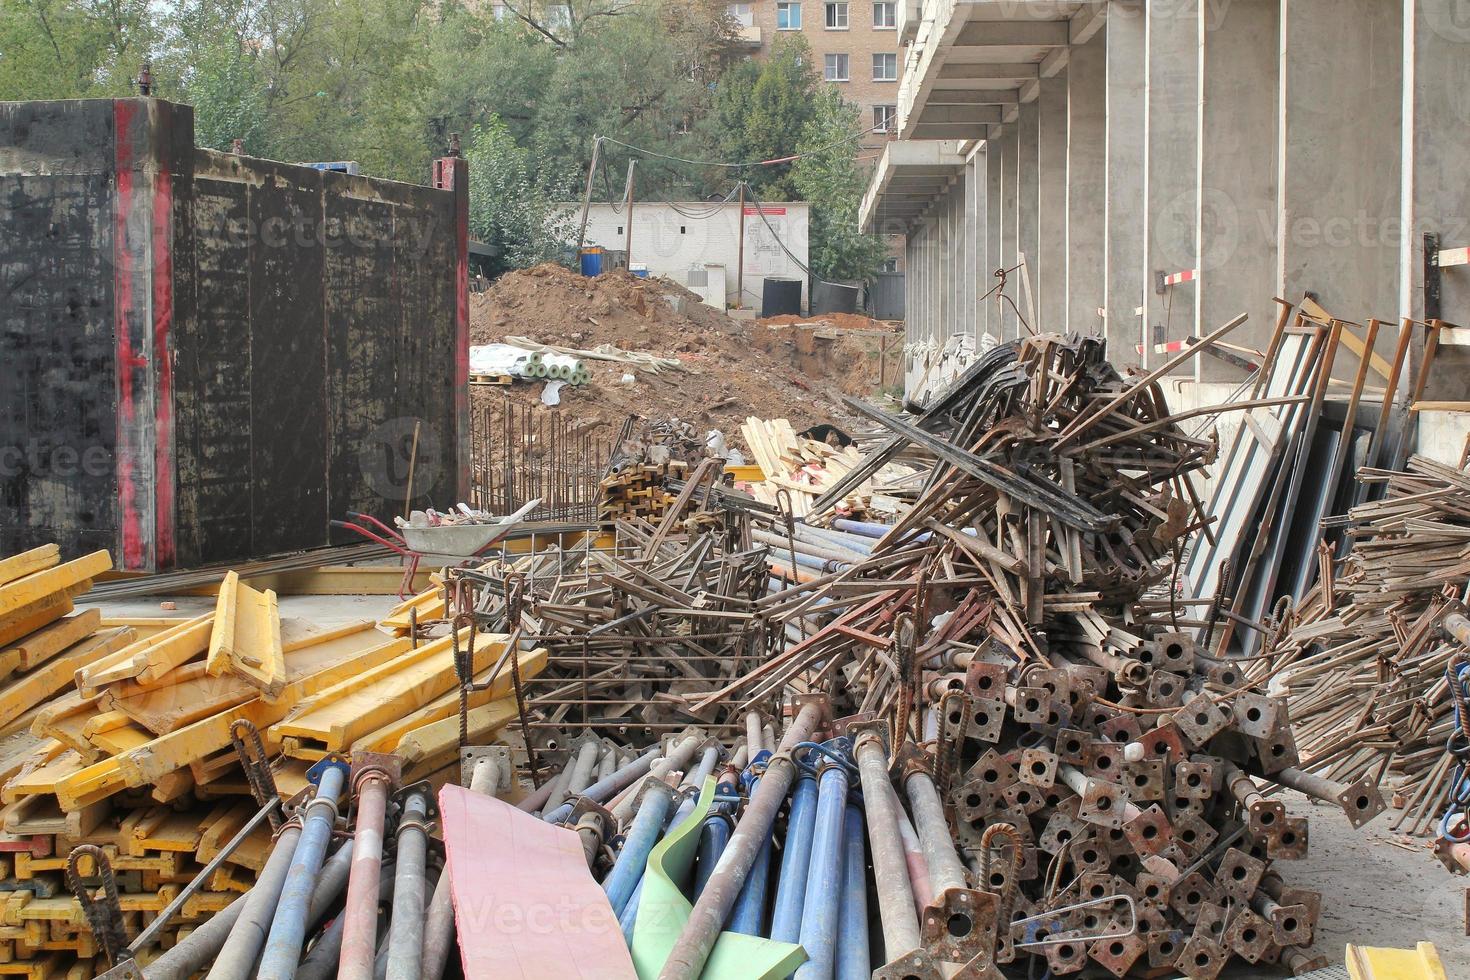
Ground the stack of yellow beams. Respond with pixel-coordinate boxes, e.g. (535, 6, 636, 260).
(0, 545, 544, 976)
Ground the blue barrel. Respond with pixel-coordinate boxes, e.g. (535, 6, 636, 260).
(580, 248, 604, 277)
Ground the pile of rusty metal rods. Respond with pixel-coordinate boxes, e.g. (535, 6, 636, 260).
(470, 399, 615, 523)
(1259, 454, 1470, 837)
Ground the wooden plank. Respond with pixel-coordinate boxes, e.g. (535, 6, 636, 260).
(75, 613, 212, 695)
(0, 611, 100, 675)
(0, 549, 58, 590)
(0, 598, 74, 651)
(0, 629, 133, 731)
(0, 552, 110, 619)
(206, 571, 285, 700)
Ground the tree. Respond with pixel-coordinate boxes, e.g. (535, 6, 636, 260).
(465, 115, 576, 276)
(706, 35, 817, 200)
(792, 87, 886, 283)
(0, 0, 159, 99)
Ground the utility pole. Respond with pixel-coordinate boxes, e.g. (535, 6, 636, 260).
(736, 182, 746, 309)
(576, 136, 602, 256)
(624, 159, 636, 268)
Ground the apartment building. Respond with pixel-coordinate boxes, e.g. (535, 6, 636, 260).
(729, 1, 905, 151)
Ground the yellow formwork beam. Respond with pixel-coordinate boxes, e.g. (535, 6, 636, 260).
(379, 585, 447, 634)
(269, 627, 491, 753)
(0, 629, 134, 731)
(0, 611, 100, 679)
(0, 551, 109, 619)
(206, 571, 285, 700)
(75, 613, 212, 695)
(0, 548, 59, 589)
(394, 696, 520, 766)
(55, 632, 418, 806)
(1346, 942, 1448, 980)
(0, 597, 73, 651)
(348, 647, 546, 755)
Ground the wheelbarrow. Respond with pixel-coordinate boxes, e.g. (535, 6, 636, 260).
(330, 499, 541, 599)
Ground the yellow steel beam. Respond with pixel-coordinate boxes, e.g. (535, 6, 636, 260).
(0, 547, 59, 589)
(206, 571, 285, 700)
(0, 551, 110, 619)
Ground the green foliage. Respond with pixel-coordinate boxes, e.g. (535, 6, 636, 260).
(465, 116, 576, 276)
(792, 87, 887, 283)
(0, 0, 883, 280)
(707, 35, 817, 200)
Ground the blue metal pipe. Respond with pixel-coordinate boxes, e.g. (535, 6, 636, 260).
(831, 519, 891, 538)
(619, 872, 646, 945)
(728, 757, 773, 937)
(835, 803, 870, 980)
(602, 782, 676, 918)
(793, 760, 850, 980)
(769, 769, 818, 944)
(694, 813, 733, 898)
(256, 761, 348, 980)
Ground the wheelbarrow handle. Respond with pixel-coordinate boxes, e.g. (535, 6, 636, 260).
(331, 519, 411, 558)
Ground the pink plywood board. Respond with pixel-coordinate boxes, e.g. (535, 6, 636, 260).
(440, 784, 637, 978)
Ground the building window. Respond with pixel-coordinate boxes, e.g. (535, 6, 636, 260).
(727, 2, 754, 27)
(825, 2, 849, 28)
(881, 257, 898, 273)
(873, 2, 896, 28)
(777, 1, 802, 29)
(824, 53, 850, 81)
(873, 104, 896, 132)
(873, 52, 898, 81)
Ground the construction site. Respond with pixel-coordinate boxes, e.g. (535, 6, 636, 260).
(2, 1, 1470, 978)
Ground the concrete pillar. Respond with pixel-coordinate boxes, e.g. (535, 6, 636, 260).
(1406, 0, 1470, 398)
(1106, 2, 1147, 366)
(1017, 101, 1041, 334)
(1199, 0, 1278, 382)
(1144, 0, 1200, 369)
(1037, 72, 1069, 331)
(1001, 127, 1020, 338)
(1067, 25, 1108, 338)
(969, 153, 985, 337)
(986, 140, 1003, 338)
(1278, 0, 1401, 343)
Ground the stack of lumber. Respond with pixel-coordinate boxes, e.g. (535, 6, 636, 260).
(0, 544, 545, 976)
(1261, 455, 1470, 836)
(738, 416, 914, 518)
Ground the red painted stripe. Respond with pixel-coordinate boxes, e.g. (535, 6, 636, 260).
(113, 101, 145, 570)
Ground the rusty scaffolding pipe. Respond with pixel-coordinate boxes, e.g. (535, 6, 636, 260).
(386, 789, 433, 979)
(340, 765, 395, 980)
(854, 733, 922, 960)
(657, 701, 824, 980)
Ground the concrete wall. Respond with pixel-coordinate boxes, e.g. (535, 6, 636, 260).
(0, 98, 468, 570)
(580, 202, 811, 311)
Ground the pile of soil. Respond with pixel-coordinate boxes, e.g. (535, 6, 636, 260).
(469, 264, 899, 450)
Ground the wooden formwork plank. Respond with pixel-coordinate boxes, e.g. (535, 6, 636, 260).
(394, 697, 520, 765)
(0, 612, 100, 678)
(206, 572, 285, 700)
(75, 614, 212, 695)
(0, 629, 133, 733)
(0, 599, 74, 652)
(0, 552, 110, 620)
(0, 550, 59, 591)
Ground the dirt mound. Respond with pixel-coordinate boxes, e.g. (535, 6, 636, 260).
(469, 264, 890, 450)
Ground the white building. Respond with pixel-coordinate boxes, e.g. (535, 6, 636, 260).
(575, 201, 811, 311)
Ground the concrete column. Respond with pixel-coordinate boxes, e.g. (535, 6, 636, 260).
(1017, 101, 1041, 334)
(1406, 0, 1470, 398)
(1144, 0, 1200, 369)
(1067, 25, 1107, 338)
(1001, 127, 1020, 338)
(968, 154, 984, 337)
(1037, 72, 1069, 331)
(986, 140, 1003, 338)
(1199, 0, 1278, 382)
(1106, 2, 1148, 366)
(1278, 0, 1401, 341)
